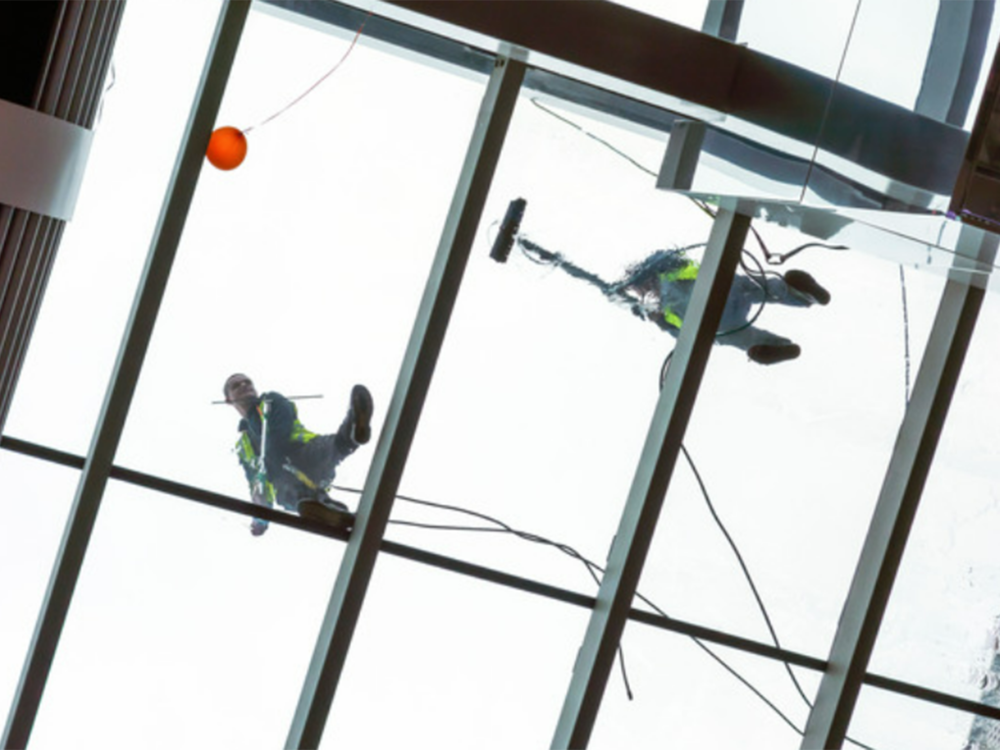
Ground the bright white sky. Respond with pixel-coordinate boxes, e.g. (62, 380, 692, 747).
(3, 1, 1000, 748)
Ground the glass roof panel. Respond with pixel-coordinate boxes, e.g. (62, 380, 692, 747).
(850, 684, 991, 749)
(2, 0, 222, 456)
(868, 286, 1000, 707)
(5, 0, 1000, 745)
(392, 92, 708, 596)
(604, 0, 710, 32)
(590, 626, 821, 747)
(319, 554, 588, 748)
(0, 453, 77, 719)
(29, 483, 345, 748)
(112, 6, 487, 504)
(637, 207, 948, 658)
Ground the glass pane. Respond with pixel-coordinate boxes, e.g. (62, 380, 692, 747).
(320, 554, 588, 748)
(0, 452, 78, 718)
(3, 0, 222, 455)
(850, 684, 991, 750)
(606, 0, 710, 31)
(637, 206, 948, 659)
(810, 1, 1000, 211)
(29, 482, 344, 748)
(591, 625, 821, 747)
(836, 0, 940, 109)
(392, 91, 708, 596)
(113, 5, 487, 514)
(869, 286, 1000, 705)
(736, 0, 860, 79)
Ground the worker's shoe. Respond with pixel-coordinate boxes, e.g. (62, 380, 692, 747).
(350, 384, 373, 445)
(784, 270, 830, 305)
(748, 343, 801, 365)
(299, 499, 354, 531)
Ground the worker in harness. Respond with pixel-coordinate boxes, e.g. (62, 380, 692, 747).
(490, 198, 830, 365)
(610, 247, 830, 364)
(223, 373, 374, 536)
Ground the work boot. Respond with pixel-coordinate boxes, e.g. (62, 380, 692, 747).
(747, 343, 801, 365)
(299, 499, 354, 531)
(349, 384, 373, 445)
(783, 270, 830, 305)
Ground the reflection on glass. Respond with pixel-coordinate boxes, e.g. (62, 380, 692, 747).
(870, 290, 1000, 706)
(30, 483, 344, 749)
(736, 0, 860, 79)
(836, 0, 939, 110)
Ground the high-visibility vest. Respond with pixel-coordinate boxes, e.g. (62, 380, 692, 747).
(658, 260, 700, 329)
(234, 400, 320, 505)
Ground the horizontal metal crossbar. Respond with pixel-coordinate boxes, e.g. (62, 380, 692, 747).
(4, 434, 1000, 724)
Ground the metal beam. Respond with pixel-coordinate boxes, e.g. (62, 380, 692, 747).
(1, 3, 251, 747)
(701, 0, 743, 41)
(284, 54, 526, 750)
(11, 434, 1000, 728)
(801, 225, 998, 749)
(657, 120, 707, 191)
(262, 0, 945, 211)
(551, 205, 751, 749)
(915, 0, 993, 126)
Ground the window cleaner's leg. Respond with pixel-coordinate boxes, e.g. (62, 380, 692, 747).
(283, 461, 355, 532)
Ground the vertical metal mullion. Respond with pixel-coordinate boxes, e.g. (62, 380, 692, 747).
(701, 0, 744, 41)
(801, 226, 998, 749)
(551, 205, 750, 749)
(285, 54, 526, 750)
(1, 3, 251, 747)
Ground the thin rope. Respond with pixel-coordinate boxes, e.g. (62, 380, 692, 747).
(899, 265, 911, 407)
(800, 0, 862, 200)
(242, 11, 371, 134)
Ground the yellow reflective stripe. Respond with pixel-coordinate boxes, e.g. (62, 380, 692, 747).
(660, 262, 699, 283)
(237, 433, 255, 463)
(290, 419, 317, 443)
(663, 308, 683, 329)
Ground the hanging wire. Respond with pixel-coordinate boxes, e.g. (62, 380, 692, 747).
(330, 485, 818, 738)
(242, 9, 372, 134)
(529, 95, 850, 268)
(899, 265, 912, 407)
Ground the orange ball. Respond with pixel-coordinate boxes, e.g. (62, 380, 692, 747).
(206, 126, 247, 170)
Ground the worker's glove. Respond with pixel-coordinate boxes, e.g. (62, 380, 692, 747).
(250, 518, 269, 537)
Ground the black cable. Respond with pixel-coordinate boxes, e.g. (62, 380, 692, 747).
(336, 485, 637, 699)
(680, 443, 813, 708)
(330, 484, 811, 730)
(530, 98, 658, 179)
